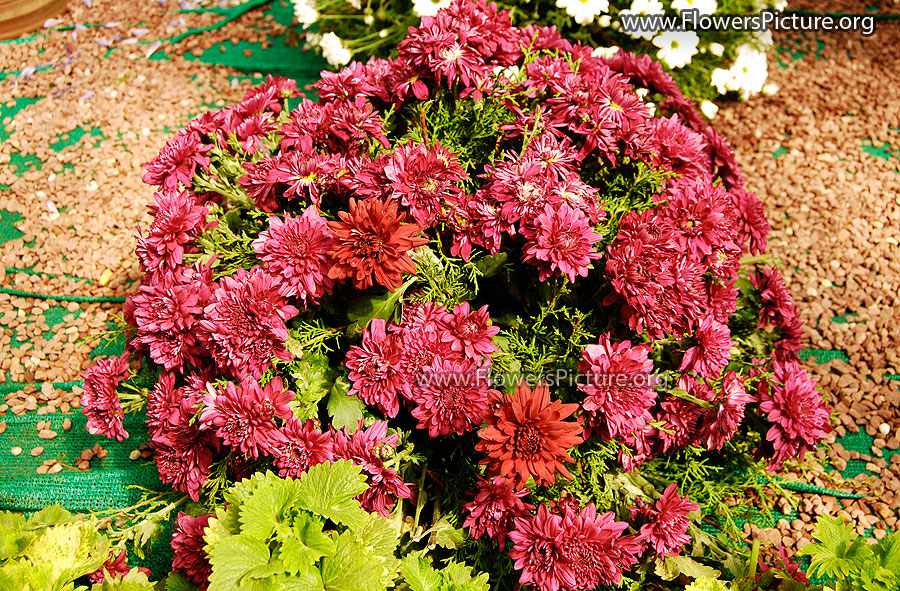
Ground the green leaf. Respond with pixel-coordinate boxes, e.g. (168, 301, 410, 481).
(474, 252, 507, 277)
(295, 461, 370, 531)
(798, 514, 873, 580)
(353, 513, 400, 558)
(320, 531, 397, 591)
(165, 573, 199, 591)
(90, 568, 156, 590)
(277, 513, 335, 576)
(399, 553, 442, 591)
(25, 505, 74, 530)
(206, 534, 272, 591)
(345, 277, 416, 338)
(289, 353, 337, 420)
(326, 377, 364, 433)
(238, 472, 304, 541)
(873, 531, 900, 575)
(440, 560, 490, 591)
(655, 555, 721, 582)
(429, 515, 466, 550)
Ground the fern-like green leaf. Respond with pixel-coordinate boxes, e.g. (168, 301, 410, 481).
(797, 514, 873, 580)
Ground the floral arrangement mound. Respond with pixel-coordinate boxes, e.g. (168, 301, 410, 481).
(297, 0, 782, 107)
(81, 1, 830, 588)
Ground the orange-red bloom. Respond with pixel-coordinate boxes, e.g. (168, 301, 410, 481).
(328, 198, 428, 291)
(476, 381, 584, 487)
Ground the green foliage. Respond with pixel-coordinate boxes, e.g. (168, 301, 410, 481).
(798, 515, 900, 591)
(345, 276, 418, 339)
(0, 506, 110, 591)
(400, 551, 490, 591)
(188, 204, 261, 278)
(284, 352, 339, 420)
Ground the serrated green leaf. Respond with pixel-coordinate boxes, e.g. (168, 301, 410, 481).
(345, 277, 416, 338)
(289, 353, 337, 420)
(399, 553, 442, 591)
(206, 534, 272, 591)
(441, 560, 490, 591)
(474, 252, 507, 277)
(165, 572, 199, 591)
(873, 531, 900, 575)
(798, 514, 873, 580)
(238, 472, 304, 541)
(295, 461, 370, 531)
(90, 568, 156, 590)
(354, 513, 400, 558)
(277, 513, 335, 576)
(277, 570, 326, 591)
(429, 516, 466, 550)
(326, 377, 364, 433)
(320, 531, 397, 591)
(655, 554, 721, 582)
(25, 505, 74, 530)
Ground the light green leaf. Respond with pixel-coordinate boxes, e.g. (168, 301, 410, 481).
(90, 568, 156, 590)
(655, 555, 721, 582)
(399, 552, 442, 591)
(798, 515, 873, 580)
(25, 505, 74, 530)
(354, 513, 400, 558)
(277, 570, 326, 591)
(295, 461, 370, 531)
(277, 513, 335, 576)
(289, 354, 337, 420)
(873, 531, 900, 575)
(326, 378, 364, 433)
(440, 560, 490, 591)
(345, 277, 416, 339)
(206, 534, 272, 591)
(25, 521, 110, 588)
(165, 573, 199, 591)
(429, 515, 466, 550)
(320, 531, 397, 591)
(238, 472, 304, 541)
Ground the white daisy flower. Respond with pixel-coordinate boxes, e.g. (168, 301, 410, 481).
(700, 100, 719, 119)
(671, 0, 717, 14)
(412, 0, 452, 16)
(319, 32, 352, 66)
(556, 0, 609, 25)
(619, 0, 664, 40)
(653, 31, 700, 68)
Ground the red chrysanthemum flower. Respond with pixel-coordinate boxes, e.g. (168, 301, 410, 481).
(327, 198, 429, 291)
(631, 483, 700, 557)
(81, 352, 130, 441)
(252, 207, 335, 305)
(171, 512, 213, 591)
(759, 359, 830, 470)
(142, 131, 212, 192)
(411, 358, 495, 437)
(463, 476, 534, 549)
(88, 550, 151, 584)
(642, 114, 711, 184)
(439, 301, 500, 359)
(730, 186, 769, 255)
(577, 334, 656, 439)
(656, 394, 705, 453)
(238, 157, 286, 213)
(520, 202, 602, 282)
(508, 504, 573, 591)
(332, 420, 415, 517)
(562, 503, 639, 588)
(200, 267, 299, 380)
(659, 181, 736, 258)
(345, 318, 409, 418)
(199, 377, 294, 459)
(476, 381, 584, 486)
(695, 371, 753, 451)
(678, 316, 733, 379)
(268, 418, 334, 479)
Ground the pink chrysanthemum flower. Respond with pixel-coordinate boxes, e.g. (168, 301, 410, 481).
(759, 359, 830, 471)
(88, 550, 151, 584)
(383, 141, 467, 228)
(678, 316, 734, 379)
(234, 112, 279, 153)
(142, 131, 212, 192)
(332, 420, 415, 517)
(200, 268, 299, 379)
(268, 418, 334, 479)
(578, 335, 657, 439)
(660, 181, 736, 258)
(486, 156, 555, 226)
(239, 157, 285, 213)
(171, 512, 213, 591)
(562, 503, 639, 588)
(252, 207, 335, 305)
(345, 318, 409, 418)
(439, 301, 500, 359)
(411, 358, 495, 437)
(129, 270, 206, 371)
(270, 150, 338, 205)
(151, 399, 220, 501)
(642, 114, 711, 183)
(81, 352, 131, 441)
(520, 202, 602, 282)
(750, 267, 797, 328)
(656, 394, 705, 453)
(696, 371, 753, 451)
(199, 377, 294, 459)
(463, 476, 534, 549)
(632, 483, 700, 557)
(508, 504, 573, 591)
(730, 186, 769, 255)
(135, 190, 210, 275)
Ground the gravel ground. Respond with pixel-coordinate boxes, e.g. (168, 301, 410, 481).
(718, 0, 900, 549)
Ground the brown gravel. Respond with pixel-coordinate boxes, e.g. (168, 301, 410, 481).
(719, 0, 900, 551)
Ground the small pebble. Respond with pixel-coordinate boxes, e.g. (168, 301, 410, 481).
(36, 465, 49, 475)
(30, 446, 43, 456)
(38, 430, 57, 440)
(62, 418, 72, 431)
(0, 422, 6, 434)
(129, 449, 141, 461)
(10, 446, 22, 456)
